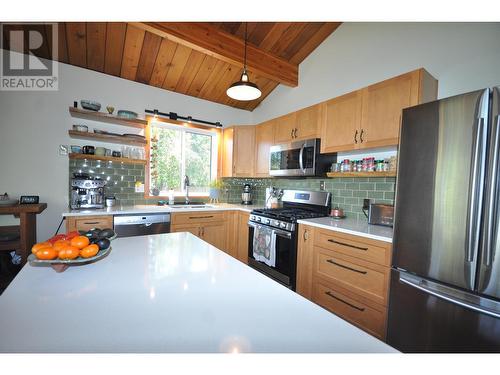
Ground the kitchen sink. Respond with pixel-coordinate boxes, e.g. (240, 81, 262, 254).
(169, 205, 216, 209)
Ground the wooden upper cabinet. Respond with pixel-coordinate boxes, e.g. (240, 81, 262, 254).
(320, 68, 437, 153)
(254, 120, 275, 177)
(320, 91, 363, 153)
(359, 68, 437, 149)
(274, 105, 321, 143)
(221, 126, 255, 177)
(295, 104, 321, 141)
(221, 127, 234, 177)
(274, 112, 297, 143)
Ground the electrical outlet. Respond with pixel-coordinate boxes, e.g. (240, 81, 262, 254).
(363, 198, 371, 210)
(319, 181, 325, 191)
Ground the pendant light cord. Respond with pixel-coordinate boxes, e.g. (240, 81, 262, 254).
(243, 22, 248, 71)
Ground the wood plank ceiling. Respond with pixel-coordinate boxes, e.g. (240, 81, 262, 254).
(1, 22, 340, 111)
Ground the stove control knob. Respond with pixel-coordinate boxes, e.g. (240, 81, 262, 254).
(256, 217, 261, 222)
(280, 222, 287, 229)
(265, 219, 271, 225)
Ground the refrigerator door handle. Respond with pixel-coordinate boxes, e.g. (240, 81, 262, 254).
(483, 113, 500, 267)
(466, 116, 487, 264)
(399, 271, 500, 319)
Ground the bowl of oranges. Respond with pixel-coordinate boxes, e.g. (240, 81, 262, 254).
(28, 228, 115, 269)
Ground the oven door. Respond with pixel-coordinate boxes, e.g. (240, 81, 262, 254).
(269, 139, 317, 177)
(247, 222, 297, 290)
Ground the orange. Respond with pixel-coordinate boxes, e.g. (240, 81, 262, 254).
(80, 244, 99, 258)
(53, 240, 70, 253)
(70, 236, 90, 249)
(32, 242, 52, 254)
(58, 245, 80, 260)
(35, 247, 58, 260)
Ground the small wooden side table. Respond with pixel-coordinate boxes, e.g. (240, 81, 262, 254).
(0, 203, 47, 265)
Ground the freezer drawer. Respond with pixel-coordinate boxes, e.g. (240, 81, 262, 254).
(387, 269, 500, 353)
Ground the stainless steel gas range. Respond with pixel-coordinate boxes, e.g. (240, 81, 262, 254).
(247, 190, 331, 290)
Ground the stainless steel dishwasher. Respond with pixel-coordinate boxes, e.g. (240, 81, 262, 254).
(113, 213, 170, 238)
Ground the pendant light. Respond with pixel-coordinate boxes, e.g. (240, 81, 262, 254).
(226, 23, 262, 101)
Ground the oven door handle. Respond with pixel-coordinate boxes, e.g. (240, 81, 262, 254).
(248, 221, 292, 239)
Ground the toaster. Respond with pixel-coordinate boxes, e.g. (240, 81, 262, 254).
(368, 203, 394, 227)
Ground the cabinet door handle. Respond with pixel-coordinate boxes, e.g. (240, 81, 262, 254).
(303, 230, 309, 241)
(83, 221, 100, 225)
(325, 291, 365, 312)
(326, 259, 367, 274)
(360, 129, 364, 143)
(327, 239, 368, 251)
(354, 130, 358, 144)
(290, 129, 294, 138)
(189, 215, 214, 219)
(200, 227, 204, 236)
(294, 128, 298, 138)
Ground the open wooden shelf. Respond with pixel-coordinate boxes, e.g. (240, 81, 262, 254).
(69, 107, 148, 128)
(68, 130, 147, 146)
(68, 153, 147, 165)
(326, 171, 397, 178)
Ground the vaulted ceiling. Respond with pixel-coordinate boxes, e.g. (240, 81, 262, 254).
(1, 22, 341, 111)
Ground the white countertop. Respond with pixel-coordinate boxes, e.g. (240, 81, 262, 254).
(0, 233, 395, 353)
(62, 203, 260, 217)
(297, 217, 393, 243)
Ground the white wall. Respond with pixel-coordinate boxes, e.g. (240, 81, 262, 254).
(0, 53, 252, 240)
(252, 22, 500, 123)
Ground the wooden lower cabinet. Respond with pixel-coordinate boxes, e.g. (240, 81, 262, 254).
(201, 222, 226, 250)
(171, 211, 227, 253)
(296, 224, 315, 299)
(171, 210, 248, 261)
(312, 279, 387, 339)
(66, 215, 113, 232)
(297, 224, 392, 340)
(236, 211, 250, 264)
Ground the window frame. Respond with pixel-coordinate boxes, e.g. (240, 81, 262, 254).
(144, 118, 221, 200)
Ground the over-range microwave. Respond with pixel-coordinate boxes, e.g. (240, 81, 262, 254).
(269, 138, 336, 177)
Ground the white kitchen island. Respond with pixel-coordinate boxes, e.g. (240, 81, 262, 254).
(0, 233, 396, 353)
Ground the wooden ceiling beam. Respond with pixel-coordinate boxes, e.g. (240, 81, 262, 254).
(131, 22, 298, 87)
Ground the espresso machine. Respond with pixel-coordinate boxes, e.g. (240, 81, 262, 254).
(70, 173, 106, 209)
(241, 184, 253, 205)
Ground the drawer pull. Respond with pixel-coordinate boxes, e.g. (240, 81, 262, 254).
(325, 291, 365, 312)
(189, 215, 214, 219)
(83, 221, 100, 225)
(327, 239, 368, 251)
(326, 259, 367, 274)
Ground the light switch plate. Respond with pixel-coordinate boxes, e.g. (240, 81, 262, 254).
(319, 181, 325, 191)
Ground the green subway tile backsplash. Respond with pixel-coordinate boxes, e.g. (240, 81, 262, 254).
(68, 158, 396, 217)
(69, 159, 146, 204)
(221, 176, 396, 220)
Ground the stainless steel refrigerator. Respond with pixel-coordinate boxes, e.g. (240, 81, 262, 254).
(387, 87, 500, 352)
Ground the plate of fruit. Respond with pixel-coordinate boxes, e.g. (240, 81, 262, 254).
(28, 228, 116, 271)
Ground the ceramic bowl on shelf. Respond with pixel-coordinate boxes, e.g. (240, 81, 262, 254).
(81, 100, 101, 111)
(70, 145, 82, 154)
(117, 110, 138, 119)
(72, 124, 88, 132)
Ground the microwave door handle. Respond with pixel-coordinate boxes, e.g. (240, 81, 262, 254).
(299, 143, 306, 173)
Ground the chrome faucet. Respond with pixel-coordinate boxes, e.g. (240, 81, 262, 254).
(183, 175, 190, 204)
